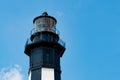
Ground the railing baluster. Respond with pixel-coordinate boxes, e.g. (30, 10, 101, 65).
(25, 28, 65, 48)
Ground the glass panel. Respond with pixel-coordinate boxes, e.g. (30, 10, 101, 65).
(34, 17, 56, 33)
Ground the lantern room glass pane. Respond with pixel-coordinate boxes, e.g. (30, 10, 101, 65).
(34, 17, 56, 33)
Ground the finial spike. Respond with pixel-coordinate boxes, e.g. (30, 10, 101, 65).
(42, 11, 48, 16)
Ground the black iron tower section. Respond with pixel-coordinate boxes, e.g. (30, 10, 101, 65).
(24, 12, 66, 80)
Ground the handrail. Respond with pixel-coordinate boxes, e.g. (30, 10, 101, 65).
(30, 28, 34, 35)
(30, 28, 60, 36)
(25, 36, 65, 48)
(26, 27, 65, 48)
(58, 39, 66, 47)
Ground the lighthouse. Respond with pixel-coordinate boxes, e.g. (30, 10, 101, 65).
(24, 12, 66, 80)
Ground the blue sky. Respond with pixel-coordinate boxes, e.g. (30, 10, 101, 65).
(0, 0, 120, 80)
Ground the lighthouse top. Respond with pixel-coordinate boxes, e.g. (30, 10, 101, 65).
(33, 12, 57, 24)
(33, 12, 57, 33)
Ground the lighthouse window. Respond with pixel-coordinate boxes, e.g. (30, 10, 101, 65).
(45, 18, 50, 26)
(50, 19, 55, 27)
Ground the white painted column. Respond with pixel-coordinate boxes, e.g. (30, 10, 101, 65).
(42, 68, 54, 80)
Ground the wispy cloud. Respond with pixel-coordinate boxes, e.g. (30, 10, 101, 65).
(0, 64, 24, 80)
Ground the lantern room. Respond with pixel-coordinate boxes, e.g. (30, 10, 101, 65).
(33, 12, 57, 33)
